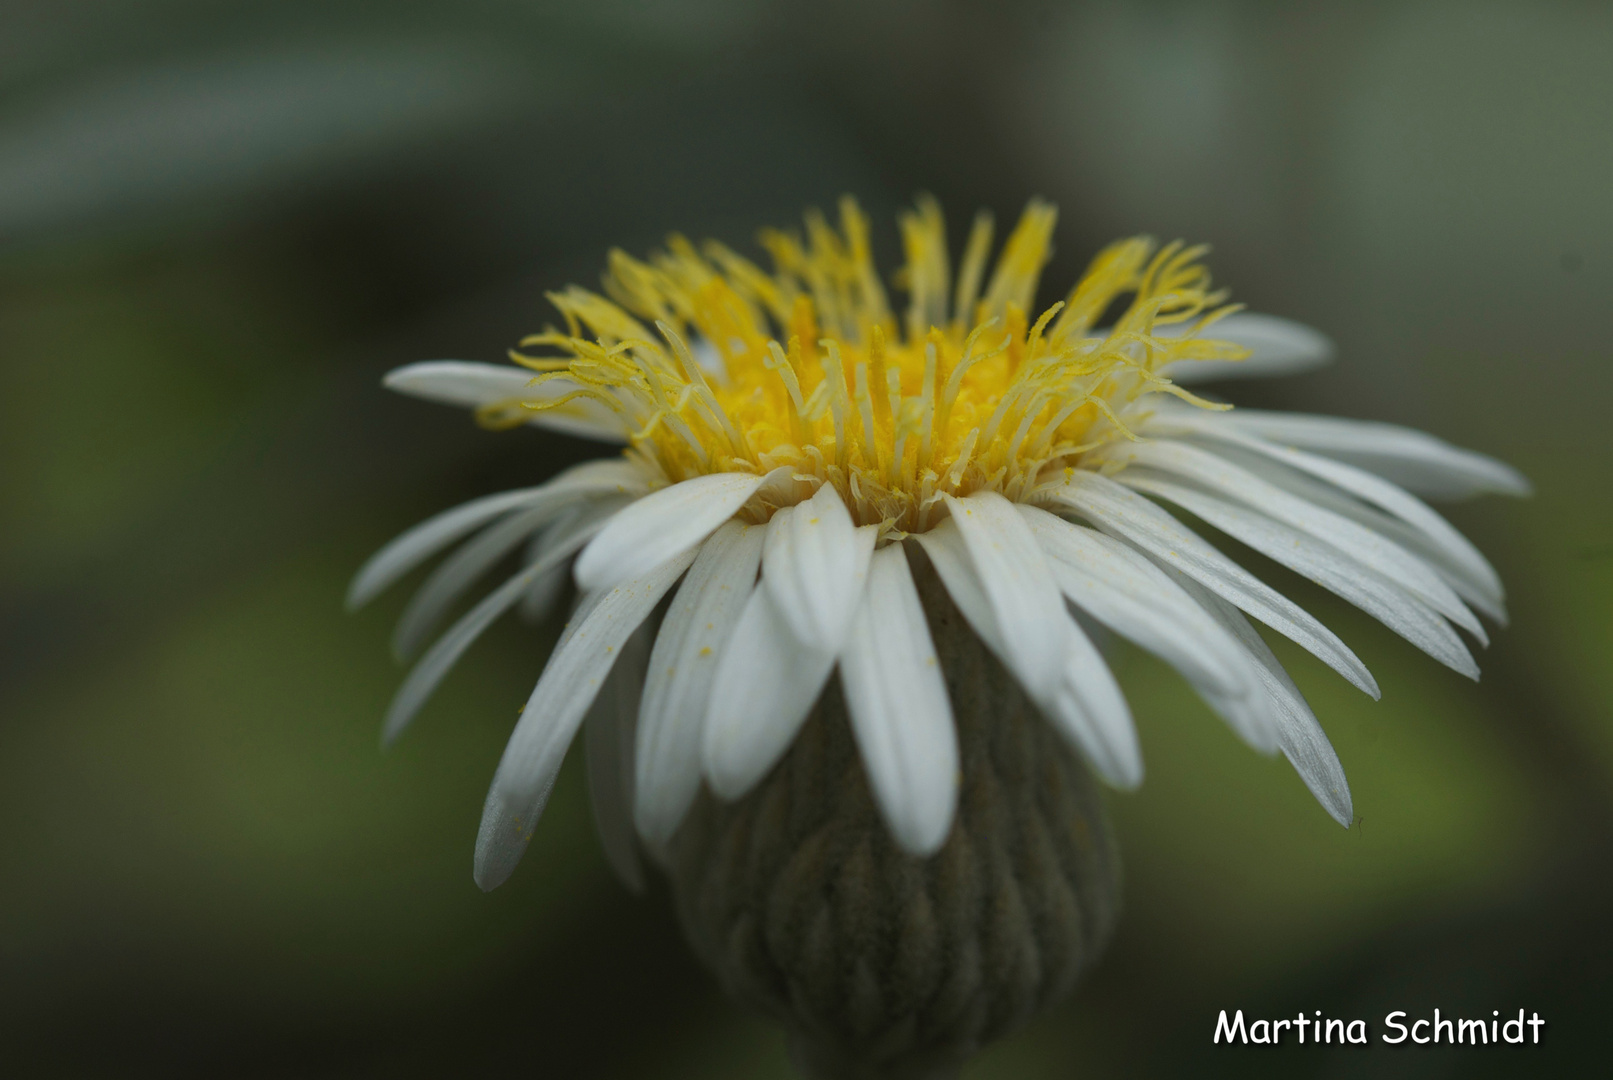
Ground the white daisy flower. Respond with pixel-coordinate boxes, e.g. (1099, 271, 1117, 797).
(351, 196, 1525, 1074)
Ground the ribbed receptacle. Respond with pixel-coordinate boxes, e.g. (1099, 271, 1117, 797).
(668, 558, 1121, 1080)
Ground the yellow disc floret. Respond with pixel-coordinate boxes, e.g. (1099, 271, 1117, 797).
(494, 196, 1248, 535)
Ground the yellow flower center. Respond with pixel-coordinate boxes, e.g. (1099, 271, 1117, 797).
(492, 196, 1246, 534)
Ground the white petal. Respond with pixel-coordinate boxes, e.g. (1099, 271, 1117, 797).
(1197, 442, 1509, 624)
(837, 544, 959, 856)
(1218, 442, 1502, 644)
(1099, 439, 1485, 639)
(1168, 571, 1353, 826)
(392, 502, 552, 660)
(575, 471, 766, 593)
(941, 491, 1068, 702)
(762, 483, 878, 653)
(911, 523, 1139, 783)
(1282, 474, 1507, 625)
(1019, 505, 1279, 754)
(1019, 506, 1239, 694)
(379, 514, 614, 747)
(474, 547, 698, 890)
(1122, 474, 1480, 679)
(1042, 470, 1379, 697)
(473, 771, 559, 896)
(584, 620, 653, 893)
(635, 520, 765, 846)
(1141, 408, 1506, 609)
(702, 583, 835, 801)
(1200, 407, 1530, 499)
(910, 521, 1008, 657)
(383, 360, 626, 442)
(1156, 313, 1334, 383)
(393, 496, 628, 660)
(347, 458, 647, 610)
(1049, 616, 1142, 789)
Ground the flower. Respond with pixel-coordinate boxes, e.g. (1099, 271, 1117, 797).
(351, 196, 1528, 893)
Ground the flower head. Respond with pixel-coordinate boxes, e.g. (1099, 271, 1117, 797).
(353, 197, 1528, 892)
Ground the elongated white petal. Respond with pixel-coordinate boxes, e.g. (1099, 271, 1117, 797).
(1300, 484, 1506, 625)
(1156, 313, 1334, 383)
(911, 523, 1140, 781)
(473, 771, 559, 897)
(838, 545, 959, 856)
(382, 359, 552, 407)
(392, 503, 553, 659)
(910, 521, 1007, 656)
(703, 583, 835, 800)
(383, 360, 626, 442)
(1199, 407, 1530, 499)
(347, 458, 647, 610)
(1141, 408, 1505, 608)
(1123, 474, 1480, 679)
(1019, 506, 1239, 694)
(1205, 444, 1509, 624)
(941, 491, 1068, 702)
(576, 471, 766, 593)
(585, 620, 652, 892)
(1169, 571, 1353, 826)
(1042, 470, 1379, 697)
(380, 515, 614, 747)
(1049, 616, 1142, 789)
(475, 547, 698, 890)
(635, 520, 765, 846)
(1100, 439, 1484, 639)
(1019, 505, 1279, 754)
(762, 483, 877, 653)
(393, 496, 628, 660)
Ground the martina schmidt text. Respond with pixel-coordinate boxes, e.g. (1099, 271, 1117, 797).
(1213, 1009, 1547, 1045)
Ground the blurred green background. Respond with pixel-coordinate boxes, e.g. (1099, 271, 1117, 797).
(3, 1, 1610, 1076)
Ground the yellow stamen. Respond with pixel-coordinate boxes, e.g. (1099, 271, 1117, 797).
(515, 197, 1247, 532)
